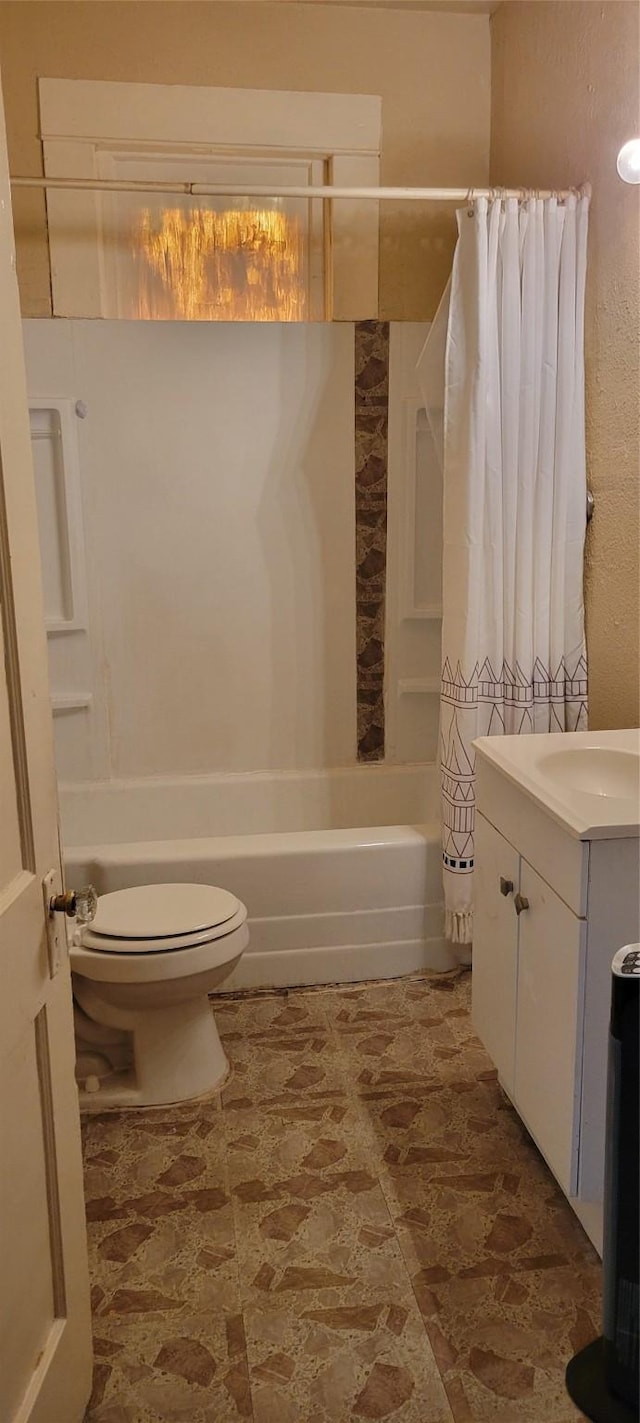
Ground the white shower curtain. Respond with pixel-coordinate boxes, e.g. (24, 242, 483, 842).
(420, 193, 589, 946)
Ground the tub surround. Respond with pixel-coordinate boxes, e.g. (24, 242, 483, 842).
(25, 316, 439, 786)
(59, 762, 437, 845)
(23, 319, 358, 783)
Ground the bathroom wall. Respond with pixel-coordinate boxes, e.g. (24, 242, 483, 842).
(491, 0, 640, 730)
(0, 0, 491, 321)
(23, 320, 357, 781)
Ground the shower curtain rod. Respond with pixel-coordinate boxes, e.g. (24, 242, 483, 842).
(10, 176, 589, 201)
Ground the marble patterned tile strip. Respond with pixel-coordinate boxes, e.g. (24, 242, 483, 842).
(355, 319, 390, 761)
(82, 972, 601, 1422)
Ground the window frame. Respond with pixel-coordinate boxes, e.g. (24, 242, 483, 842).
(40, 79, 381, 321)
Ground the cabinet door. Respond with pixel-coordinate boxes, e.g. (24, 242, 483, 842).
(472, 812, 520, 1096)
(514, 861, 586, 1195)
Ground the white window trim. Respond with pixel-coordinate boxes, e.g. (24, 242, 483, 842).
(39, 80, 381, 154)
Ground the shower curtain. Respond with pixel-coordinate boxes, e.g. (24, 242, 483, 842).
(419, 193, 589, 946)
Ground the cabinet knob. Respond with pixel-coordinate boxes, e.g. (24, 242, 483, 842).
(514, 893, 530, 916)
(499, 877, 514, 896)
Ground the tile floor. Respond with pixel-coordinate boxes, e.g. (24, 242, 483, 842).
(82, 969, 601, 1422)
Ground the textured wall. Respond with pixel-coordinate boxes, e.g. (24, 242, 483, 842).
(491, 0, 640, 729)
(0, 0, 490, 321)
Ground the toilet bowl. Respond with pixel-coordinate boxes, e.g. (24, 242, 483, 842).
(70, 882, 248, 1111)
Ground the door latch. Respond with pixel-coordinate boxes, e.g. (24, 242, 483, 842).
(43, 875, 98, 978)
(42, 869, 65, 978)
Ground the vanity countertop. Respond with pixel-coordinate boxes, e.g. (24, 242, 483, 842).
(473, 728, 640, 840)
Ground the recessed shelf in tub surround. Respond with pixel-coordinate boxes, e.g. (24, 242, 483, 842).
(51, 693, 92, 714)
(28, 392, 96, 779)
(29, 399, 88, 635)
(385, 324, 444, 765)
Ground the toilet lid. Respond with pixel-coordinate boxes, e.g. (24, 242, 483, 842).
(90, 883, 241, 942)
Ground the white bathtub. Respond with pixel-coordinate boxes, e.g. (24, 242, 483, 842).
(62, 764, 453, 988)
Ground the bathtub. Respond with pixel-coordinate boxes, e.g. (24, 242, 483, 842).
(61, 763, 453, 988)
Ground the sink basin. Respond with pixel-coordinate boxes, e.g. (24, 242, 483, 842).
(537, 747, 640, 801)
(474, 728, 640, 838)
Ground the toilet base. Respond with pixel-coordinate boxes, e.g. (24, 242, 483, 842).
(77, 995, 229, 1112)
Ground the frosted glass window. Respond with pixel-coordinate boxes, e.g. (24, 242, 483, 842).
(40, 79, 380, 321)
(98, 154, 325, 321)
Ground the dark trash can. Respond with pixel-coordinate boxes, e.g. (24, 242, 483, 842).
(566, 944, 639, 1423)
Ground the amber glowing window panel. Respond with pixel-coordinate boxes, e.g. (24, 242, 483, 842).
(128, 203, 308, 322)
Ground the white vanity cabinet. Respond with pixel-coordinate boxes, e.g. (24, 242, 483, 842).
(472, 732, 640, 1254)
(475, 811, 586, 1195)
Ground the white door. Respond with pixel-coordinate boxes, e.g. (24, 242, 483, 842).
(514, 860, 586, 1197)
(471, 812, 520, 1096)
(0, 81, 92, 1423)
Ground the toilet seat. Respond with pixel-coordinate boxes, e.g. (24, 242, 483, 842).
(81, 883, 242, 954)
(72, 894, 249, 984)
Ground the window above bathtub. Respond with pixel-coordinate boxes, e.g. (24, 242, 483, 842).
(39, 79, 381, 321)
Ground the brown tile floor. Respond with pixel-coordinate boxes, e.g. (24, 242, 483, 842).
(82, 969, 601, 1422)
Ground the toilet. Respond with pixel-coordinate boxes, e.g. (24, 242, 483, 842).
(70, 882, 248, 1111)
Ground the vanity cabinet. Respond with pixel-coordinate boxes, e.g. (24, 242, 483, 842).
(472, 741, 640, 1253)
(474, 814, 586, 1196)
